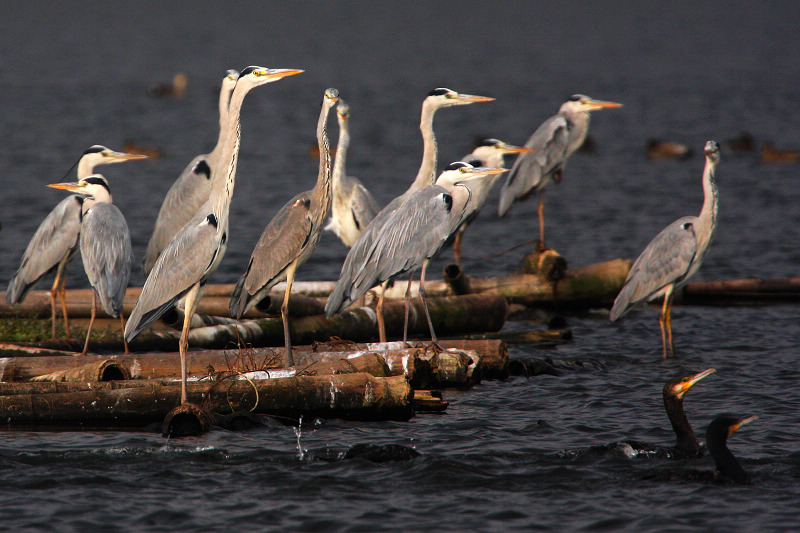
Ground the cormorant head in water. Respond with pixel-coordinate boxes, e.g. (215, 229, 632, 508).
(662, 368, 715, 457)
(707, 414, 757, 484)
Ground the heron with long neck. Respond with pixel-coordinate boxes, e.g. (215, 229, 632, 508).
(610, 141, 721, 358)
(6, 146, 145, 340)
(143, 69, 240, 275)
(229, 88, 339, 366)
(125, 66, 303, 404)
(325, 88, 494, 341)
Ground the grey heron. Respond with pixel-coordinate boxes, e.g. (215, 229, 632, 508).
(124, 66, 303, 404)
(229, 88, 339, 366)
(325, 98, 380, 248)
(326, 162, 507, 346)
(48, 176, 134, 355)
(325, 88, 494, 341)
(452, 138, 531, 264)
(610, 141, 721, 358)
(142, 69, 240, 276)
(498, 94, 622, 251)
(6, 146, 145, 340)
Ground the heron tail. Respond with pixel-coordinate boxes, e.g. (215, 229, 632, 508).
(229, 275, 250, 319)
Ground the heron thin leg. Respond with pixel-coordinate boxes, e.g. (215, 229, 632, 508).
(659, 285, 675, 359)
(282, 261, 298, 367)
(536, 192, 546, 252)
(49, 272, 60, 341)
(120, 312, 129, 355)
(377, 280, 388, 343)
(402, 272, 414, 346)
(180, 284, 202, 404)
(58, 272, 72, 340)
(82, 292, 96, 356)
(418, 260, 440, 345)
(453, 229, 464, 265)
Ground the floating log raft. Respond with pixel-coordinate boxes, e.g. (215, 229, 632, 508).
(0, 373, 414, 427)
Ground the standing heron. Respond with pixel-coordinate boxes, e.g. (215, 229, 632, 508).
(142, 69, 240, 275)
(229, 88, 339, 366)
(6, 146, 145, 340)
(452, 138, 531, 264)
(325, 98, 380, 248)
(326, 162, 507, 346)
(125, 66, 303, 405)
(610, 141, 721, 358)
(48, 176, 133, 355)
(325, 88, 494, 341)
(498, 94, 622, 251)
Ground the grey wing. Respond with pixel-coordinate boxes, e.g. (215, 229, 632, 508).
(241, 191, 315, 298)
(609, 217, 698, 320)
(498, 115, 569, 215)
(350, 186, 453, 300)
(125, 212, 221, 340)
(350, 179, 380, 231)
(80, 203, 133, 317)
(6, 195, 82, 304)
(142, 154, 213, 275)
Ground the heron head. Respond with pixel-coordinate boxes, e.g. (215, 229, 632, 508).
(437, 161, 507, 187)
(704, 140, 721, 163)
(561, 94, 622, 114)
(426, 87, 494, 109)
(236, 66, 304, 90)
(337, 98, 350, 121)
(48, 175, 112, 201)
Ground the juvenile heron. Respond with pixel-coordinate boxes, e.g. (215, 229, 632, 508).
(610, 141, 721, 358)
(125, 66, 303, 404)
(48, 176, 134, 355)
(326, 162, 507, 346)
(498, 94, 621, 251)
(325, 98, 380, 248)
(325, 88, 494, 341)
(143, 69, 240, 275)
(229, 88, 339, 366)
(6, 146, 145, 340)
(453, 139, 531, 264)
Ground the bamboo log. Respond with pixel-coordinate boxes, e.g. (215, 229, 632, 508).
(679, 278, 800, 304)
(0, 373, 414, 427)
(31, 360, 131, 382)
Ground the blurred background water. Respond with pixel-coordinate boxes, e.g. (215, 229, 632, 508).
(0, 1, 799, 531)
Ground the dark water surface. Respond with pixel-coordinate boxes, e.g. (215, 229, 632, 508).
(1, 1, 799, 531)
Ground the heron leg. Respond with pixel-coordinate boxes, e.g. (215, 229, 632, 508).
(659, 285, 675, 359)
(49, 272, 60, 341)
(180, 284, 202, 404)
(402, 272, 414, 347)
(120, 311, 129, 355)
(377, 280, 388, 343)
(58, 272, 72, 340)
(536, 192, 547, 252)
(282, 261, 298, 367)
(452, 229, 464, 265)
(82, 291, 96, 356)
(418, 259, 442, 347)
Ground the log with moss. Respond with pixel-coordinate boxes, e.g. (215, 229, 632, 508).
(0, 373, 414, 427)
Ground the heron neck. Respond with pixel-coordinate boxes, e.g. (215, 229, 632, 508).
(695, 159, 719, 253)
(77, 158, 96, 180)
(208, 81, 236, 166)
(310, 98, 335, 223)
(332, 118, 349, 190)
(564, 111, 590, 158)
(410, 100, 439, 194)
(81, 187, 113, 215)
(209, 83, 245, 225)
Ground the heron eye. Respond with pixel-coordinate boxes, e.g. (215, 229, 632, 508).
(459, 167, 469, 173)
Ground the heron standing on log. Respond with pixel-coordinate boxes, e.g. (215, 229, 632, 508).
(610, 141, 721, 358)
(326, 162, 507, 346)
(229, 88, 339, 366)
(325, 98, 380, 248)
(498, 94, 621, 251)
(325, 88, 494, 341)
(125, 66, 304, 405)
(48, 176, 134, 355)
(6, 146, 145, 340)
(142, 69, 240, 275)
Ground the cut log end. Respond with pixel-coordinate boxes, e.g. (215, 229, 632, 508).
(162, 403, 213, 438)
(518, 248, 568, 280)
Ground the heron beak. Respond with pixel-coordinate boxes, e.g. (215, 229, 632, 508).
(456, 167, 507, 183)
(502, 145, 533, 155)
(588, 99, 622, 110)
(47, 182, 85, 192)
(455, 94, 495, 104)
(108, 151, 148, 162)
(679, 368, 716, 396)
(265, 68, 304, 80)
(728, 415, 758, 437)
